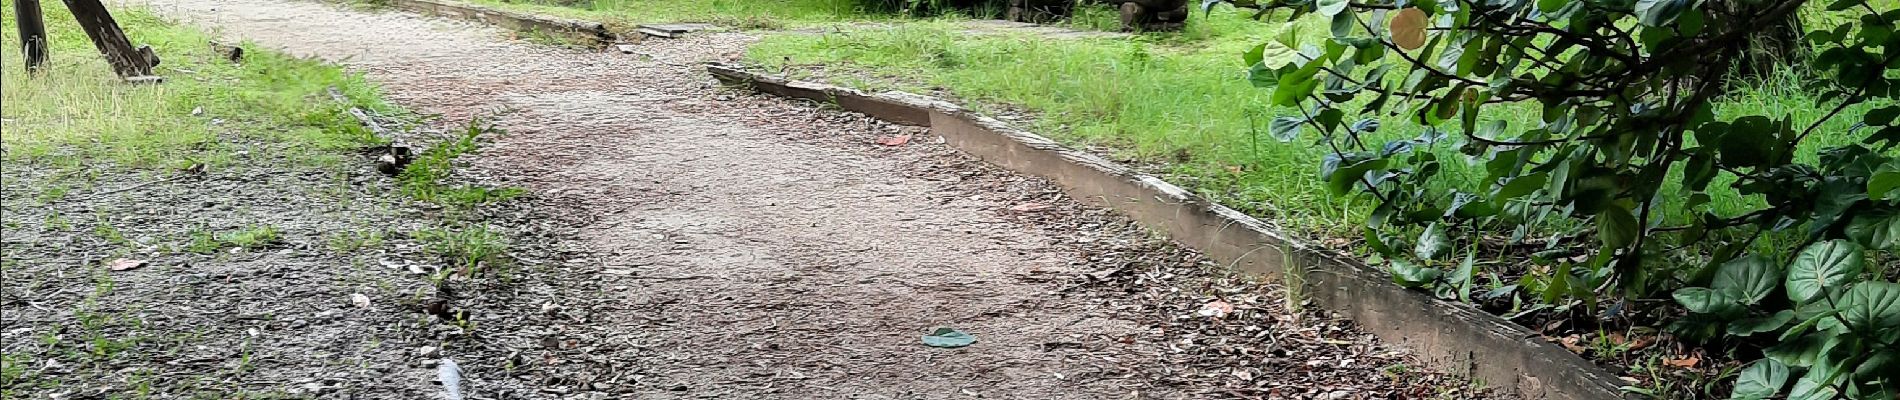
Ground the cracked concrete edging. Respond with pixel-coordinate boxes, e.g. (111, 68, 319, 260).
(380, 0, 613, 44)
(706, 64, 1632, 400)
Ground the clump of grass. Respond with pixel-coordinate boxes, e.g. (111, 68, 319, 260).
(414, 224, 510, 278)
(183, 225, 282, 253)
(325, 230, 387, 253)
(398, 120, 524, 208)
(218, 225, 282, 249)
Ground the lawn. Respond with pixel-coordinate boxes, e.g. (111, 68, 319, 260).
(0, 5, 391, 171)
(743, 6, 1890, 239)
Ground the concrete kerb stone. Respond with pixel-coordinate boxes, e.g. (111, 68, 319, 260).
(383, 0, 613, 45)
(707, 63, 1633, 400)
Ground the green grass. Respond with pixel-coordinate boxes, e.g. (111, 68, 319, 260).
(414, 224, 510, 279)
(0, 3, 391, 171)
(400, 120, 526, 208)
(454, 0, 897, 30)
(743, 6, 1890, 238)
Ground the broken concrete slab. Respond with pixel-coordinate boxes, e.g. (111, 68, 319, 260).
(635, 23, 716, 38)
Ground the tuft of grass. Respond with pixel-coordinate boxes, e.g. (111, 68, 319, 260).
(414, 224, 510, 278)
(217, 225, 282, 250)
(326, 230, 387, 253)
(183, 225, 282, 253)
(399, 120, 526, 208)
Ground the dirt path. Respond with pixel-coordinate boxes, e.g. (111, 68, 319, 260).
(132, 1, 1476, 398)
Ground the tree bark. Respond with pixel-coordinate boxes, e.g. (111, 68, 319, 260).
(62, 0, 156, 78)
(15, 0, 48, 72)
(1731, 2, 1807, 80)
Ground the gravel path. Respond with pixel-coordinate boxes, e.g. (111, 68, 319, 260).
(129, 1, 1483, 398)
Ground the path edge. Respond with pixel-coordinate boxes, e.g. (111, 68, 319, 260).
(706, 64, 1633, 400)
(379, 0, 612, 45)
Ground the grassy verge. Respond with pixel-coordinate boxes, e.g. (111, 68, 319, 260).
(743, 7, 1883, 239)
(451, 0, 894, 30)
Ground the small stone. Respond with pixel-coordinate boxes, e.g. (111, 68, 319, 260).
(418, 346, 440, 358)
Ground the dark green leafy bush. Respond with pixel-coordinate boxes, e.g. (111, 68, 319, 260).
(1207, 0, 1897, 396)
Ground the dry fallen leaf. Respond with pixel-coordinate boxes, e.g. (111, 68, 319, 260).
(1197, 300, 1234, 318)
(875, 135, 911, 146)
(351, 293, 371, 309)
(1009, 203, 1053, 213)
(1663, 357, 1700, 369)
(1558, 335, 1588, 354)
(107, 258, 147, 271)
(1627, 335, 1657, 351)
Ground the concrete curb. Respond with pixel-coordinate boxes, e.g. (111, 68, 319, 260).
(708, 64, 1631, 400)
(382, 0, 613, 45)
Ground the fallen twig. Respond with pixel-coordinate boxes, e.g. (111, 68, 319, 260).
(68, 175, 187, 201)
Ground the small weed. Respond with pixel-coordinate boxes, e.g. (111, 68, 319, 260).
(185, 229, 221, 254)
(36, 184, 68, 203)
(218, 225, 282, 250)
(400, 120, 524, 208)
(326, 230, 387, 253)
(438, 185, 525, 207)
(91, 218, 127, 246)
(414, 224, 510, 278)
(184, 226, 283, 253)
(42, 212, 71, 232)
(0, 353, 32, 389)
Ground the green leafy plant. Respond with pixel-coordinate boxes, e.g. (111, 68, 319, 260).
(1676, 240, 1896, 399)
(1206, 0, 1897, 396)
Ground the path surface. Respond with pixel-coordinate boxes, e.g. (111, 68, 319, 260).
(136, 1, 1468, 398)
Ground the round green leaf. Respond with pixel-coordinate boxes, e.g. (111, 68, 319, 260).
(1318, 0, 1349, 17)
(1635, 0, 1695, 27)
(1785, 240, 1866, 304)
(1673, 287, 1743, 317)
(1389, 259, 1441, 288)
(1712, 255, 1779, 304)
(1787, 362, 1842, 400)
(1269, 116, 1305, 142)
(1867, 105, 1900, 126)
(1839, 281, 1900, 332)
(921, 327, 976, 348)
(1726, 310, 1794, 336)
(1729, 359, 1790, 400)
(1845, 210, 1899, 250)
(1597, 206, 1639, 249)
(1415, 223, 1451, 260)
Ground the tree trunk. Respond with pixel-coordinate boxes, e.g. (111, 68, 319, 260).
(1731, 2, 1807, 80)
(15, 0, 48, 72)
(62, 0, 156, 78)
